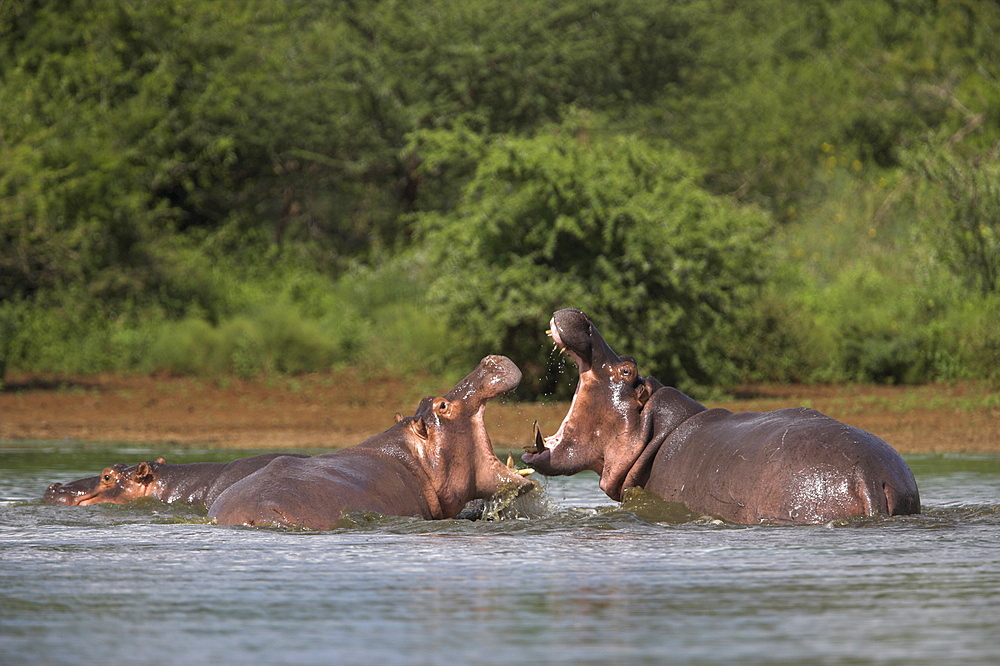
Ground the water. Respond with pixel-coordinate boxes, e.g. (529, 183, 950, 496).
(2, 444, 998, 665)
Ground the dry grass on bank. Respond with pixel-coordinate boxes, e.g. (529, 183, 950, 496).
(1, 372, 997, 454)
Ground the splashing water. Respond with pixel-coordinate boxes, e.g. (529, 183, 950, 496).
(480, 484, 557, 521)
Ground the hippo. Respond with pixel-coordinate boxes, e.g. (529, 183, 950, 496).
(43, 453, 310, 508)
(523, 309, 920, 524)
(208, 355, 535, 529)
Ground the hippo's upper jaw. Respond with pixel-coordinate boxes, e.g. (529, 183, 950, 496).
(544, 308, 622, 373)
(445, 354, 522, 406)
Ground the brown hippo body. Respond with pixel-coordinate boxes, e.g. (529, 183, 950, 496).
(209, 355, 534, 530)
(637, 397, 919, 524)
(207, 441, 435, 529)
(524, 309, 920, 525)
(43, 453, 309, 508)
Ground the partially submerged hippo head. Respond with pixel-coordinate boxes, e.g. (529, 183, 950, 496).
(393, 354, 535, 517)
(523, 309, 662, 498)
(44, 459, 164, 506)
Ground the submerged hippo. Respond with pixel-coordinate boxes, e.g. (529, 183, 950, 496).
(523, 309, 920, 524)
(43, 453, 309, 508)
(208, 355, 534, 529)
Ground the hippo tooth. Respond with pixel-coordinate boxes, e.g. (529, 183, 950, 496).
(506, 453, 516, 468)
(516, 468, 535, 476)
(522, 420, 546, 453)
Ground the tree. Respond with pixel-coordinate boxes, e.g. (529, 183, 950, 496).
(917, 146, 1000, 297)
(410, 115, 775, 394)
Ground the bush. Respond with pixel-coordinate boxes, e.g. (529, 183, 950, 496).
(411, 116, 776, 395)
(148, 302, 349, 379)
(913, 147, 1000, 297)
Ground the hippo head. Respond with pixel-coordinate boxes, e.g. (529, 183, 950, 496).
(523, 309, 662, 500)
(43, 460, 162, 506)
(392, 355, 535, 518)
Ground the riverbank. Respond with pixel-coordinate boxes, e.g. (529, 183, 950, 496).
(1, 372, 997, 454)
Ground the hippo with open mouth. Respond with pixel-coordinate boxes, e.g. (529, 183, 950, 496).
(208, 355, 534, 529)
(524, 309, 920, 524)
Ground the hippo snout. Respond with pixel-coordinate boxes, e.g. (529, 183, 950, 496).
(445, 355, 522, 404)
(44, 483, 73, 506)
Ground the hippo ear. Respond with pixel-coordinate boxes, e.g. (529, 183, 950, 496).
(408, 416, 429, 440)
(134, 462, 156, 486)
(637, 377, 664, 406)
(155, 457, 166, 463)
(394, 413, 404, 423)
(635, 382, 651, 406)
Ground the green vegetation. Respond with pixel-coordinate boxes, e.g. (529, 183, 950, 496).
(2, 0, 998, 396)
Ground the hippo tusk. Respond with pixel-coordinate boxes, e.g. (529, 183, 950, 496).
(522, 420, 547, 454)
(506, 452, 535, 476)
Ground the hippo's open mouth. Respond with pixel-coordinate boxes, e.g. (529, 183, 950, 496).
(522, 316, 583, 464)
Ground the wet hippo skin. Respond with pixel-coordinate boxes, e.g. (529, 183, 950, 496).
(524, 309, 920, 524)
(44, 453, 310, 508)
(209, 356, 534, 529)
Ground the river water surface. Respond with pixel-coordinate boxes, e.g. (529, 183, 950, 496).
(1, 444, 998, 665)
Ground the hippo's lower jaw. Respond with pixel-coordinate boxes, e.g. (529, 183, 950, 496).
(521, 414, 574, 476)
(522, 428, 560, 476)
(522, 421, 558, 473)
(521, 448, 553, 474)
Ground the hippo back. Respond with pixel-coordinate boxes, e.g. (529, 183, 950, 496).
(645, 407, 920, 524)
(208, 450, 432, 530)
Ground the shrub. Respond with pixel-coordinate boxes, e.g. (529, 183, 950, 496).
(411, 116, 776, 395)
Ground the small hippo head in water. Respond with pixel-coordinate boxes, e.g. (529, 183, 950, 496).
(44, 459, 165, 506)
(523, 308, 662, 497)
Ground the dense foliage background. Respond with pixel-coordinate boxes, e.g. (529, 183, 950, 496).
(1, 0, 998, 396)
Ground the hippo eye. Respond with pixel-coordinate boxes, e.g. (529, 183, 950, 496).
(103, 474, 112, 482)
